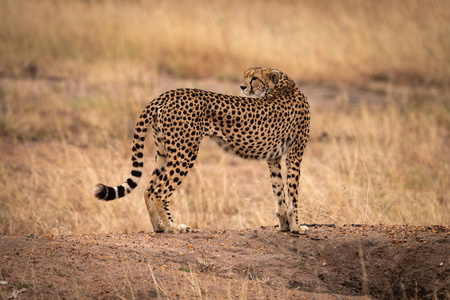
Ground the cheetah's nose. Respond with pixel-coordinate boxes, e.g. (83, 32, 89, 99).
(240, 85, 246, 90)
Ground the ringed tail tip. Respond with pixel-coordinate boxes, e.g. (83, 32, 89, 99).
(93, 184, 108, 200)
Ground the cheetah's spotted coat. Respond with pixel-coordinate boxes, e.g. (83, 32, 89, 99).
(94, 68, 310, 234)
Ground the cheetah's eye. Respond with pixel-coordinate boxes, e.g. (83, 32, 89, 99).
(251, 76, 257, 81)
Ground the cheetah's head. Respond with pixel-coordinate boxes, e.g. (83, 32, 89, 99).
(240, 67, 280, 97)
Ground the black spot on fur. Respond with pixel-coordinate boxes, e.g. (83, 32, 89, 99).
(131, 170, 142, 177)
(105, 187, 116, 201)
(117, 185, 125, 198)
(127, 178, 137, 189)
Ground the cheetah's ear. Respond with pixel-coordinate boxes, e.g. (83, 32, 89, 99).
(271, 70, 280, 84)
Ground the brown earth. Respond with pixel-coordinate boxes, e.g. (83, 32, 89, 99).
(1, 225, 448, 299)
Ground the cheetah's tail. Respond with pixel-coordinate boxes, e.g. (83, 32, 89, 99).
(93, 104, 153, 201)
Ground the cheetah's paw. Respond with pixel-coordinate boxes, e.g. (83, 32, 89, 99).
(291, 225, 308, 235)
(177, 224, 190, 233)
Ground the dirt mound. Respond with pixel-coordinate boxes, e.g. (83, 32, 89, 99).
(1, 225, 448, 299)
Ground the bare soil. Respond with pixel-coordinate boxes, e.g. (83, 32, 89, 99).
(1, 225, 448, 299)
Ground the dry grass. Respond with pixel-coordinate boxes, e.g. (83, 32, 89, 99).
(0, 75, 448, 236)
(0, 0, 449, 236)
(306, 88, 450, 225)
(1, 0, 449, 83)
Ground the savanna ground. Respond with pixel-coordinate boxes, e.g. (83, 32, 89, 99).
(0, 1, 449, 299)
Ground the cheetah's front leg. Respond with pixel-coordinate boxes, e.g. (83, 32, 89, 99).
(267, 159, 290, 231)
(286, 148, 308, 235)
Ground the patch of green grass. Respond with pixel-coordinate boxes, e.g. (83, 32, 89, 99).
(179, 267, 192, 273)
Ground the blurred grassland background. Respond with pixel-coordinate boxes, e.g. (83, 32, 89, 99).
(0, 0, 449, 235)
(1, 0, 450, 82)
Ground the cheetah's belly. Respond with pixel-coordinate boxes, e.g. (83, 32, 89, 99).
(208, 133, 292, 160)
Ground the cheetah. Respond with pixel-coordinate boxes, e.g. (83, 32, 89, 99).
(93, 67, 310, 234)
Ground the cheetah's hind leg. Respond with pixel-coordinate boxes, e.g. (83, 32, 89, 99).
(144, 154, 168, 232)
(150, 149, 199, 233)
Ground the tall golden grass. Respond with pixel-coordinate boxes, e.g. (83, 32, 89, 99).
(0, 1, 449, 235)
(1, 0, 449, 83)
(0, 76, 448, 235)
